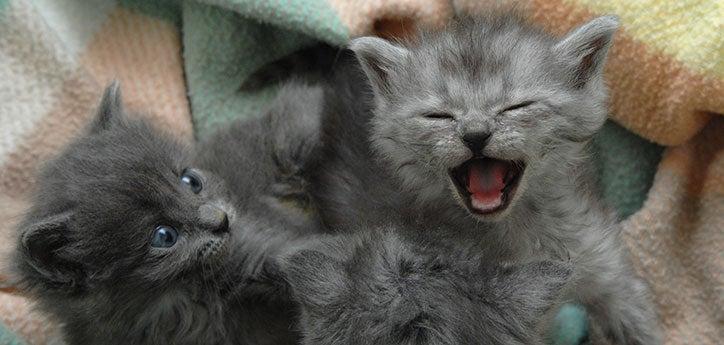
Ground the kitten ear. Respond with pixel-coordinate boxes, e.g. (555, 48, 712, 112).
(553, 16, 619, 88)
(489, 261, 572, 324)
(91, 80, 125, 133)
(19, 211, 83, 288)
(349, 36, 409, 97)
(282, 249, 348, 311)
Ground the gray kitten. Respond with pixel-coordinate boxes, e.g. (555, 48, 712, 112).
(194, 81, 326, 291)
(313, 14, 661, 344)
(11, 83, 319, 345)
(282, 226, 573, 345)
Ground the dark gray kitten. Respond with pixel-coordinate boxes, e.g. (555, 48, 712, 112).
(11, 83, 314, 345)
(194, 81, 325, 292)
(312, 14, 660, 344)
(282, 226, 572, 345)
(191, 81, 329, 343)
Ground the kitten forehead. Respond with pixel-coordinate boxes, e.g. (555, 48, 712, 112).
(76, 122, 182, 186)
(415, 17, 552, 76)
(391, 15, 560, 112)
(30, 113, 191, 226)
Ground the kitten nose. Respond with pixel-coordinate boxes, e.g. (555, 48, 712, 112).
(197, 204, 229, 234)
(462, 131, 492, 154)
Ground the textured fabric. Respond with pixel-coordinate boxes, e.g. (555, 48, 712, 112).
(621, 118, 724, 345)
(0, 319, 24, 345)
(327, 0, 452, 37)
(0, 0, 720, 344)
(592, 122, 663, 218)
(551, 303, 589, 345)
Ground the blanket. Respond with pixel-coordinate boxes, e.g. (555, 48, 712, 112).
(0, 0, 720, 344)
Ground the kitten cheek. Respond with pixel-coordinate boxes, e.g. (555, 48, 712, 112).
(435, 138, 470, 167)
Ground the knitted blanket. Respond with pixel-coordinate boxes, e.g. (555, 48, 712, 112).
(0, 1, 720, 344)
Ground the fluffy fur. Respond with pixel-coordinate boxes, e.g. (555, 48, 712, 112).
(310, 14, 661, 344)
(282, 226, 572, 345)
(11, 83, 318, 345)
(194, 81, 326, 289)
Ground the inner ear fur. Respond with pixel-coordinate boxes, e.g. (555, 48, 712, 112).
(19, 211, 84, 289)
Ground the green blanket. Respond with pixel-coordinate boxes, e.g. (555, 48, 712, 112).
(0, 321, 24, 345)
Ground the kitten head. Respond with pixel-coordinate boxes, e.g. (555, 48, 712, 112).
(14, 82, 237, 297)
(350, 14, 618, 220)
(283, 229, 572, 345)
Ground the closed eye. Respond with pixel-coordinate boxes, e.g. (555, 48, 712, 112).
(423, 113, 455, 120)
(501, 101, 535, 113)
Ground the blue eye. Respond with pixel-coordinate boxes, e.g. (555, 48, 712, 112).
(151, 225, 178, 248)
(181, 169, 203, 194)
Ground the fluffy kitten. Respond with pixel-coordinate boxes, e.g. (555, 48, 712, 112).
(311, 14, 661, 344)
(11, 83, 312, 345)
(194, 81, 325, 291)
(282, 226, 572, 345)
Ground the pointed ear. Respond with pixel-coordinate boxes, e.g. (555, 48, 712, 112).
(91, 80, 125, 133)
(553, 16, 619, 88)
(349, 36, 409, 98)
(282, 249, 348, 311)
(19, 211, 82, 288)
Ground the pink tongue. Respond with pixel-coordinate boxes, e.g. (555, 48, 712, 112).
(467, 160, 507, 210)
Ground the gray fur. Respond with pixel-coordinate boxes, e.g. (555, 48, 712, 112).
(312, 14, 660, 344)
(11, 83, 322, 345)
(282, 226, 572, 345)
(195, 81, 326, 285)
(352, 15, 617, 212)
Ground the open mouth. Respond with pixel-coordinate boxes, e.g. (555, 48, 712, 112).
(449, 157, 525, 215)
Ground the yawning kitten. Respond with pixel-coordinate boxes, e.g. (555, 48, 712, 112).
(11, 83, 311, 345)
(311, 14, 660, 344)
(282, 226, 572, 345)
